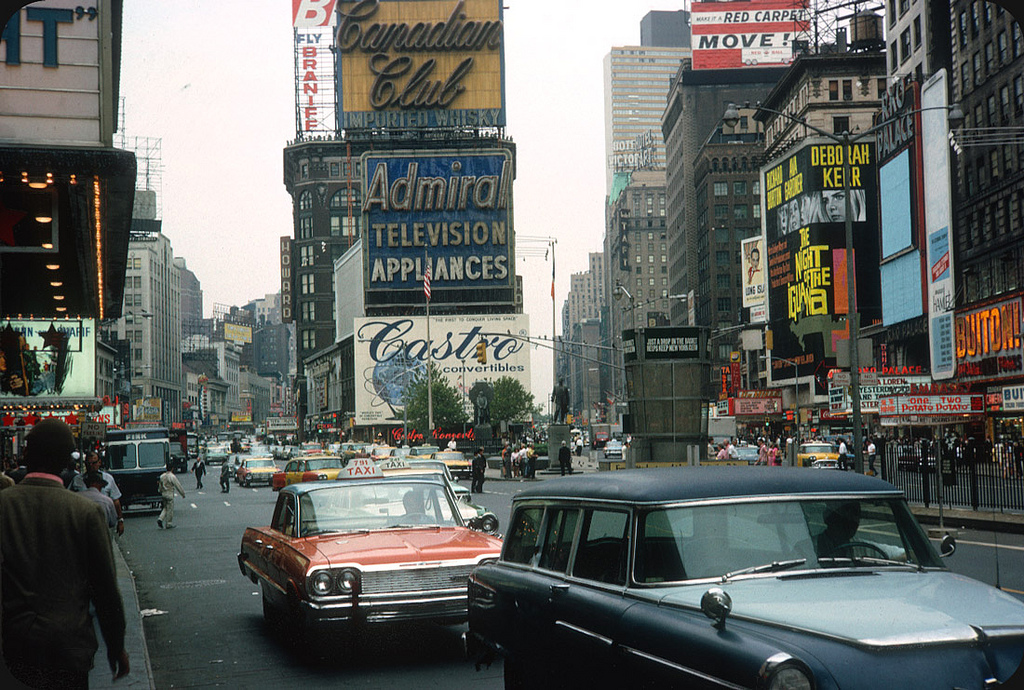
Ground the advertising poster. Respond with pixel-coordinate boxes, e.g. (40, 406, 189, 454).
(691, 0, 810, 70)
(361, 149, 514, 308)
(761, 138, 880, 380)
(337, 0, 506, 129)
(0, 318, 96, 399)
(223, 322, 253, 344)
(741, 235, 767, 312)
(353, 313, 529, 425)
(954, 296, 1023, 383)
(922, 70, 957, 380)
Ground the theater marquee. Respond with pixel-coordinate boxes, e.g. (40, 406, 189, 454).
(336, 0, 506, 130)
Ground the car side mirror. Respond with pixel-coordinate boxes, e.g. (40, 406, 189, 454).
(701, 587, 732, 630)
(939, 533, 956, 557)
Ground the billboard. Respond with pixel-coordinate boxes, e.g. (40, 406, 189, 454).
(293, 0, 339, 134)
(224, 322, 253, 344)
(691, 0, 809, 70)
(922, 70, 957, 380)
(0, 1, 118, 147)
(762, 138, 880, 379)
(336, 0, 506, 130)
(361, 149, 514, 308)
(954, 296, 1023, 383)
(353, 313, 529, 425)
(133, 397, 162, 423)
(741, 235, 767, 312)
(0, 318, 96, 399)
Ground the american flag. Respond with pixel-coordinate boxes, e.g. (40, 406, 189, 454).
(423, 262, 431, 301)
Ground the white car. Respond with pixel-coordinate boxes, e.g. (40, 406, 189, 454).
(604, 439, 624, 459)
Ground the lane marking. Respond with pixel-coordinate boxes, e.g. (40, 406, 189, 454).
(190, 503, 198, 509)
(224, 501, 231, 507)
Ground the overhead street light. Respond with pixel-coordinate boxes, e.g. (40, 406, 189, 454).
(724, 99, 963, 473)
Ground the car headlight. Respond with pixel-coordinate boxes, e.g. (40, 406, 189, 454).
(310, 570, 333, 596)
(337, 568, 360, 594)
(761, 654, 813, 690)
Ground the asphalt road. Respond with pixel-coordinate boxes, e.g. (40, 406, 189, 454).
(118, 472, 515, 689)
(117, 455, 1024, 688)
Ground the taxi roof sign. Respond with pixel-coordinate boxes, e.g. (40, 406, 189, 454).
(378, 457, 412, 471)
(340, 457, 384, 478)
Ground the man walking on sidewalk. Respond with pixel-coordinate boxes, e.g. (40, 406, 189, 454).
(157, 462, 186, 529)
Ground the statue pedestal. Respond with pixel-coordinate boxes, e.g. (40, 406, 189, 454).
(548, 424, 572, 467)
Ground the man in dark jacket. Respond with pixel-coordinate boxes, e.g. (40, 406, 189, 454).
(558, 440, 573, 476)
(0, 418, 129, 688)
(471, 447, 487, 494)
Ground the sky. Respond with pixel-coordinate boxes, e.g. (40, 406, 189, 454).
(119, 0, 676, 400)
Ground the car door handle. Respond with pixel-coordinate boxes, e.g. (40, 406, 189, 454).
(550, 584, 569, 596)
(264, 544, 274, 551)
(254, 539, 263, 546)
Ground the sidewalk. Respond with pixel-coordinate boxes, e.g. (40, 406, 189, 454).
(89, 539, 155, 690)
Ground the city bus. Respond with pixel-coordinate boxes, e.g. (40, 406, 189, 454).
(105, 427, 170, 511)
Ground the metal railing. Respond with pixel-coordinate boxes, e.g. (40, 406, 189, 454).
(882, 440, 1024, 513)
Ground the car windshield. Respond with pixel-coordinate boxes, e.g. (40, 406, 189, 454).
(296, 481, 460, 535)
(246, 459, 276, 469)
(413, 446, 440, 455)
(306, 458, 342, 470)
(635, 497, 942, 583)
(802, 444, 834, 454)
(434, 452, 466, 461)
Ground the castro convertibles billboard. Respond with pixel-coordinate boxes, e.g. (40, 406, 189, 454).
(354, 313, 529, 425)
(336, 0, 506, 129)
(361, 149, 513, 308)
(691, 0, 809, 70)
(762, 138, 880, 380)
(0, 318, 96, 399)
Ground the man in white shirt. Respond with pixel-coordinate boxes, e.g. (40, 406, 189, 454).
(838, 438, 849, 471)
(867, 438, 877, 475)
(726, 439, 738, 460)
(71, 451, 124, 535)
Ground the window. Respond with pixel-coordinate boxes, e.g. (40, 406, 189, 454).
(733, 180, 747, 195)
(715, 227, 730, 244)
(538, 509, 580, 573)
(971, 2, 979, 36)
(503, 507, 544, 564)
(1014, 76, 1024, 113)
(299, 190, 313, 210)
(571, 510, 629, 585)
(833, 116, 850, 134)
(900, 29, 912, 64)
(752, 180, 759, 195)
(301, 301, 315, 322)
(913, 17, 921, 48)
(752, 205, 760, 219)
(299, 245, 314, 267)
(330, 162, 339, 176)
(842, 80, 853, 100)
(1001, 85, 1011, 120)
(999, 32, 1008, 64)
(959, 11, 968, 47)
(973, 52, 983, 85)
(829, 80, 839, 100)
(714, 204, 729, 220)
(961, 61, 972, 95)
(717, 297, 731, 312)
(713, 181, 728, 196)
(300, 163, 309, 179)
(299, 216, 313, 239)
(716, 250, 730, 266)
(717, 273, 730, 288)
(734, 205, 748, 220)
(300, 273, 315, 295)
(986, 42, 995, 72)
(1014, 23, 1022, 59)
(301, 329, 315, 351)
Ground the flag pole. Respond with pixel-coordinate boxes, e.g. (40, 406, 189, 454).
(425, 252, 433, 433)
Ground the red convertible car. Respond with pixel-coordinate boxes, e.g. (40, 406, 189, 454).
(237, 473, 502, 641)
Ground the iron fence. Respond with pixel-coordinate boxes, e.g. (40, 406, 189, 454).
(882, 440, 1024, 513)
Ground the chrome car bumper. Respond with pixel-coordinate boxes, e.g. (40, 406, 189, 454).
(301, 589, 470, 627)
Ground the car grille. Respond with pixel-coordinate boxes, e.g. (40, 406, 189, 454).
(361, 565, 476, 595)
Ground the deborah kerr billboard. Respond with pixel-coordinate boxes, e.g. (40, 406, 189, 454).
(354, 313, 529, 425)
(361, 149, 514, 308)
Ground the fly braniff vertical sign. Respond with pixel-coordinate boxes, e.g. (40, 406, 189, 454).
(292, 0, 339, 134)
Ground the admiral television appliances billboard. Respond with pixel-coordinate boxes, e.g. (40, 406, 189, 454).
(361, 149, 514, 308)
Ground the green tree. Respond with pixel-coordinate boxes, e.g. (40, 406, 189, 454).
(402, 363, 468, 433)
(489, 376, 536, 424)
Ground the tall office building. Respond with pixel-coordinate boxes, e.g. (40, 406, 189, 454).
(604, 12, 692, 192)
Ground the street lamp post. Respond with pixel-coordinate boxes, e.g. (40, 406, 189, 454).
(723, 100, 962, 473)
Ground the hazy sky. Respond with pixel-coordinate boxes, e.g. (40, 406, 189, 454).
(119, 1, 674, 398)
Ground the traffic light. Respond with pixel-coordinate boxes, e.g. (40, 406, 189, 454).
(475, 339, 487, 364)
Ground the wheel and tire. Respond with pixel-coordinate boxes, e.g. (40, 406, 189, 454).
(481, 514, 499, 533)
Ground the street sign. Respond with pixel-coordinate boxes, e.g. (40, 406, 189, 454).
(860, 371, 880, 385)
(831, 371, 851, 386)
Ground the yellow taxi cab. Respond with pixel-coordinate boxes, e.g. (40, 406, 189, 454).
(797, 442, 840, 467)
(432, 451, 471, 480)
(271, 454, 345, 491)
